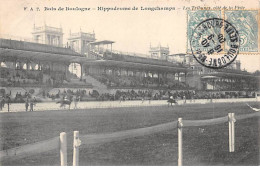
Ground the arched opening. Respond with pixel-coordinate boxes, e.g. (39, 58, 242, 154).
(69, 63, 81, 78)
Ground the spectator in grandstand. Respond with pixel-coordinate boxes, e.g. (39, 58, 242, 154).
(73, 95, 80, 109)
(25, 98, 29, 112)
(1, 97, 5, 108)
(30, 97, 36, 111)
(6, 96, 11, 112)
(0, 97, 3, 111)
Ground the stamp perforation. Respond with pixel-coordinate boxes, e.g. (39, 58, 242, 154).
(186, 9, 259, 55)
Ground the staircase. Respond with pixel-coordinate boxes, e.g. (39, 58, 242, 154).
(186, 74, 202, 90)
(83, 75, 108, 93)
(69, 78, 86, 85)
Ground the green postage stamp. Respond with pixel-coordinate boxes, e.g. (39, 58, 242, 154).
(225, 10, 258, 52)
(188, 10, 259, 54)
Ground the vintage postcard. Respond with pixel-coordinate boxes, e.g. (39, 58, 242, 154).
(0, 0, 259, 166)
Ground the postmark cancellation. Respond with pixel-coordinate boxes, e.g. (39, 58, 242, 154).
(190, 18, 240, 69)
(187, 9, 259, 54)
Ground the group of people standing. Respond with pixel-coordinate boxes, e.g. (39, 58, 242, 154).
(62, 94, 80, 109)
(25, 97, 37, 112)
(0, 96, 11, 112)
(0, 96, 37, 112)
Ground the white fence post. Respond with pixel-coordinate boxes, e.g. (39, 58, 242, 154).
(73, 131, 81, 166)
(228, 113, 236, 152)
(60, 132, 67, 166)
(178, 118, 183, 166)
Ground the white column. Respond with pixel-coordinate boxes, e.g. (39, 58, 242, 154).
(178, 118, 183, 166)
(73, 131, 81, 166)
(60, 132, 67, 166)
(228, 113, 236, 152)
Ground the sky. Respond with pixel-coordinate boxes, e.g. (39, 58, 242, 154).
(0, 0, 259, 72)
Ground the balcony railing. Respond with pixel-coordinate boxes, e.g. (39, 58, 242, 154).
(0, 34, 68, 47)
(0, 38, 81, 56)
(112, 50, 150, 58)
(69, 32, 95, 40)
(150, 47, 169, 51)
(103, 51, 185, 68)
(33, 26, 63, 33)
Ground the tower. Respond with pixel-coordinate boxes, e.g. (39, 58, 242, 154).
(226, 60, 241, 70)
(235, 60, 241, 70)
(149, 44, 169, 60)
(68, 29, 96, 55)
(32, 23, 63, 47)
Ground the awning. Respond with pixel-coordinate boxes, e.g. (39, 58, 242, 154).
(0, 38, 82, 57)
(0, 48, 84, 63)
(202, 72, 259, 79)
(89, 40, 115, 46)
(201, 76, 220, 79)
(83, 59, 190, 73)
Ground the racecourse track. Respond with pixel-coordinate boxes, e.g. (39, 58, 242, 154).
(0, 98, 258, 113)
(0, 98, 259, 166)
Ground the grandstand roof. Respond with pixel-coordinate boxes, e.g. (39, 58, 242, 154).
(103, 51, 189, 69)
(0, 38, 82, 56)
(202, 69, 259, 79)
(90, 40, 115, 45)
(0, 38, 191, 71)
(0, 48, 85, 63)
(0, 38, 85, 63)
(201, 76, 220, 79)
(83, 59, 190, 72)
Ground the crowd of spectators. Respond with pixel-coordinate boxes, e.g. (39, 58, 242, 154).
(0, 68, 43, 86)
(0, 87, 257, 104)
(44, 89, 86, 101)
(203, 80, 259, 91)
(0, 90, 35, 103)
(0, 67, 68, 88)
(97, 90, 154, 101)
(82, 89, 256, 101)
(111, 90, 255, 101)
(92, 73, 192, 90)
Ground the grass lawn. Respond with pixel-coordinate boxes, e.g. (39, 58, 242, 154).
(0, 102, 259, 166)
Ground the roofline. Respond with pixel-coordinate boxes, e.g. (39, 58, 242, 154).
(89, 40, 115, 45)
(83, 59, 190, 72)
(0, 38, 83, 57)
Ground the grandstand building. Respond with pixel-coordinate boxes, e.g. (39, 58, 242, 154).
(0, 24, 259, 101)
(32, 23, 64, 47)
(149, 44, 169, 60)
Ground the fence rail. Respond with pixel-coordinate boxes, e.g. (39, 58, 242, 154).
(76, 111, 260, 165)
(236, 112, 260, 120)
(80, 121, 178, 146)
(0, 132, 67, 166)
(183, 116, 228, 127)
(74, 112, 260, 148)
(0, 111, 259, 165)
(0, 136, 59, 160)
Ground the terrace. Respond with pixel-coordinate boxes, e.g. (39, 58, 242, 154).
(0, 38, 82, 57)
